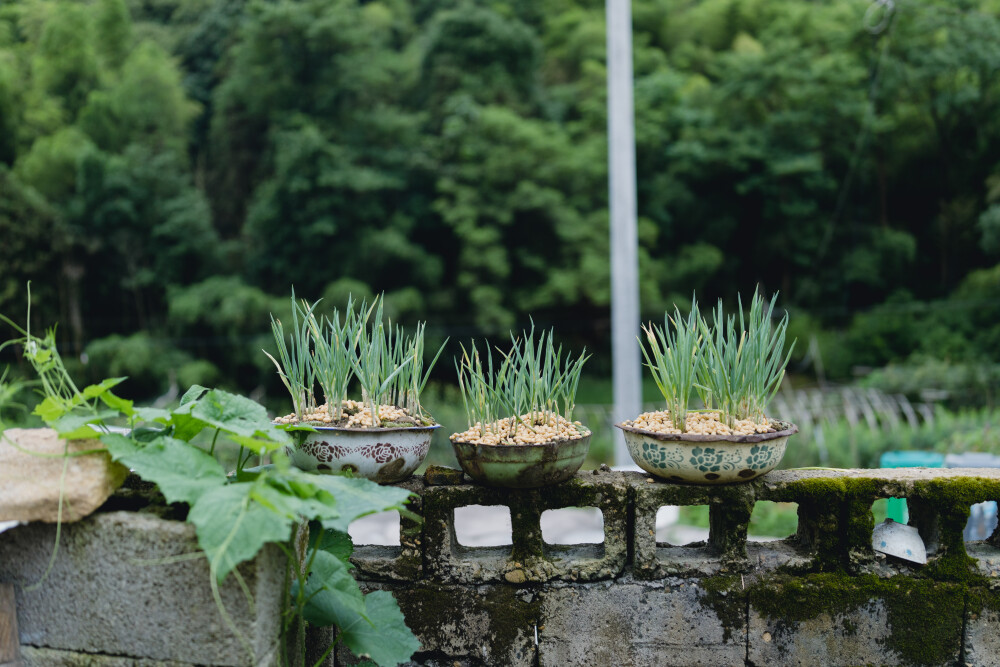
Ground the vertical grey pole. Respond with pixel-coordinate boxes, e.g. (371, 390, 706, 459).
(606, 0, 641, 467)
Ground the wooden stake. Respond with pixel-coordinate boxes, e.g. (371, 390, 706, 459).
(0, 583, 20, 666)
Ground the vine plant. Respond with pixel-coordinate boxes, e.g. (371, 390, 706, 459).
(0, 295, 421, 667)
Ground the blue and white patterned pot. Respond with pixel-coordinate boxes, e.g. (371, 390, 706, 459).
(615, 421, 797, 484)
(288, 425, 439, 483)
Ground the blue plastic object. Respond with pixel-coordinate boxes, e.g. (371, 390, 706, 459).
(879, 451, 945, 523)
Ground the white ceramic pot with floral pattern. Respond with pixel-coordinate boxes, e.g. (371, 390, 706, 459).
(289, 425, 439, 483)
(615, 420, 797, 484)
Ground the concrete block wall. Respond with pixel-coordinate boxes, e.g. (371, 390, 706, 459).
(2, 467, 999, 666)
(340, 467, 1000, 667)
(0, 512, 286, 667)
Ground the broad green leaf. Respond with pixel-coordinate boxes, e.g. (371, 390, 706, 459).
(296, 549, 366, 626)
(82, 378, 127, 398)
(189, 482, 294, 583)
(311, 476, 414, 533)
(190, 389, 271, 436)
(332, 591, 420, 666)
(263, 472, 339, 523)
(98, 391, 134, 417)
(50, 410, 120, 439)
(179, 384, 209, 405)
(167, 411, 208, 442)
(180, 388, 291, 450)
(105, 435, 227, 505)
(229, 432, 288, 455)
(101, 432, 140, 458)
(309, 523, 354, 563)
(133, 406, 171, 422)
(33, 396, 74, 423)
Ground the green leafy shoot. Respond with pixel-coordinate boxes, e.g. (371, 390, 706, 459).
(310, 297, 358, 422)
(264, 290, 318, 423)
(697, 289, 796, 428)
(0, 366, 33, 430)
(349, 297, 411, 427)
(268, 292, 446, 427)
(3, 292, 421, 667)
(455, 323, 589, 438)
(640, 298, 702, 432)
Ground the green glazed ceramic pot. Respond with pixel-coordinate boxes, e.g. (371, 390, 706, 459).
(616, 420, 797, 484)
(450, 433, 591, 488)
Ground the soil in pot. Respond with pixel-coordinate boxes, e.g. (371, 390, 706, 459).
(274, 399, 433, 428)
(621, 410, 775, 436)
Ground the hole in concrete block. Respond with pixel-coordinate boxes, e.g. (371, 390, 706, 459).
(657, 505, 710, 546)
(748, 501, 799, 542)
(964, 501, 999, 542)
(541, 507, 604, 545)
(872, 497, 907, 525)
(454, 505, 513, 547)
(349, 511, 401, 546)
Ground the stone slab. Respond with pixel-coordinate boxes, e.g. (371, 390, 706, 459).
(538, 579, 746, 666)
(0, 429, 128, 523)
(0, 511, 283, 666)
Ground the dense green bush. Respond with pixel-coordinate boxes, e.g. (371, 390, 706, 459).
(1, 0, 1000, 408)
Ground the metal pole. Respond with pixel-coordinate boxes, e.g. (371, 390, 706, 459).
(606, 0, 641, 468)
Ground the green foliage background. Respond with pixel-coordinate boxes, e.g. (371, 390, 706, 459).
(2, 0, 1000, 428)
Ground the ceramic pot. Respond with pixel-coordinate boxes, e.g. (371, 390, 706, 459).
(615, 421, 797, 484)
(450, 434, 591, 488)
(289, 425, 439, 483)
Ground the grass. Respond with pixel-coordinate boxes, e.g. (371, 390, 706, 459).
(454, 323, 589, 439)
(265, 293, 446, 427)
(641, 298, 702, 431)
(698, 290, 794, 428)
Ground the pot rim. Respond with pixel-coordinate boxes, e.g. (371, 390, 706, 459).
(449, 430, 591, 450)
(615, 419, 797, 443)
(277, 422, 442, 433)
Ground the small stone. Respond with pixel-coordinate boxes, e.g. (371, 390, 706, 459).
(763, 631, 772, 643)
(505, 569, 527, 584)
(424, 465, 465, 486)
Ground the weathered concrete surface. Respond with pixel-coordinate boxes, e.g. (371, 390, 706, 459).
(538, 578, 745, 666)
(747, 576, 964, 667)
(965, 592, 1000, 667)
(21, 645, 197, 666)
(423, 472, 628, 584)
(0, 429, 128, 523)
(338, 582, 539, 667)
(0, 512, 283, 666)
(749, 599, 901, 667)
